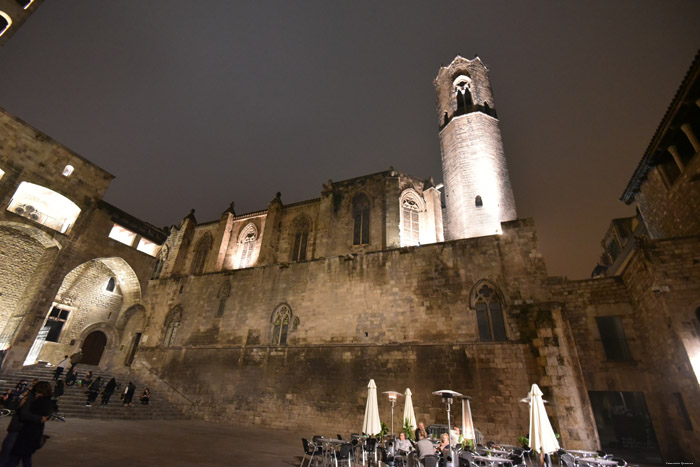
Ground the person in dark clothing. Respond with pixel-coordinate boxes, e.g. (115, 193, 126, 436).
(100, 378, 117, 407)
(67, 349, 82, 375)
(139, 388, 150, 405)
(65, 369, 78, 386)
(79, 371, 93, 388)
(85, 377, 102, 407)
(53, 380, 64, 401)
(1, 381, 52, 467)
(122, 382, 136, 407)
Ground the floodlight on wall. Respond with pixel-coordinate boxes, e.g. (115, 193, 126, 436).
(62, 165, 74, 177)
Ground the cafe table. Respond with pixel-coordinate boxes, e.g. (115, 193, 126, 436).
(316, 437, 347, 467)
(472, 454, 513, 466)
(577, 457, 619, 466)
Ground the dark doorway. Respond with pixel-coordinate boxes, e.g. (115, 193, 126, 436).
(82, 331, 107, 365)
(125, 333, 141, 366)
(588, 391, 662, 464)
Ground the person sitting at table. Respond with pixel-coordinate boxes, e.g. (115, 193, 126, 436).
(415, 431, 435, 460)
(395, 432, 413, 454)
(449, 426, 462, 447)
(437, 433, 450, 453)
(415, 422, 428, 441)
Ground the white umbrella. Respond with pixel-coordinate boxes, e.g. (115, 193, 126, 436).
(461, 398, 476, 443)
(362, 379, 382, 435)
(527, 384, 560, 456)
(403, 388, 417, 433)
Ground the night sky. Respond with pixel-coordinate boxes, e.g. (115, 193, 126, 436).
(1, 1, 698, 279)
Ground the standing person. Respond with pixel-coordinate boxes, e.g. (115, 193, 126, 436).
(52, 355, 69, 381)
(122, 382, 136, 407)
(5, 382, 53, 467)
(67, 349, 82, 375)
(85, 377, 102, 407)
(100, 378, 117, 407)
(415, 422, 428, 441)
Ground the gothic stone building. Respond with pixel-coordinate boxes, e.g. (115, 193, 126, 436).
(1, 51, 699, 463)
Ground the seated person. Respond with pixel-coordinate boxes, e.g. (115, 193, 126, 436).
(437, 433, 450, 453)
(395, 432, 413, 454)
(65, 369, 78, 386)
(140, 388, 151, 405)
(415, 432, 435, 460)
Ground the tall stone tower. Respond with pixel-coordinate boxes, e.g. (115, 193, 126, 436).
(434, 56, 517, 239)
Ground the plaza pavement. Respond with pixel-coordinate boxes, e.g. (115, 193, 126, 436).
(3, 417, 303, 466)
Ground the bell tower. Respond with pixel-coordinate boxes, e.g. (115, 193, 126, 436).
(434, 56, 517, 240)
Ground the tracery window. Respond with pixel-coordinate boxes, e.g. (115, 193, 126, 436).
(352, 194, 370, 245)
(399, 190, 424, 247)
(190, 233, 212, 275)
(471, 281, 506, 342)
(454, 75, 473, 117)
(163, 306, 182, 347)
(292, 216, 310, 261)
(236, 223, 258, 269)
(151, 245, 169, 280)
(271, 304, 292, 346)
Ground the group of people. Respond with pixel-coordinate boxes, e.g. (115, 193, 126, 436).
(392, 422, 469, 462)
(50, 351, 150, 408)
(0, 379, 55, 466)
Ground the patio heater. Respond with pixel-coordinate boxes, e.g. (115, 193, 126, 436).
(432, 390, 462, 467)
(382, 391, 403, 436)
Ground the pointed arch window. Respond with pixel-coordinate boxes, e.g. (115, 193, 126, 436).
(190, 233, 213, 275)
(454, 75, 473, 117)
(151, 245, 169, 280)
(236, 223, 258, 269)
(352, 194, 370, 245)
(472, 281, 506, 342)
(106, 277, 116, 292)
(292, 216, 310, 261)
(399, 190, 424, 247)
(271, 304, 293, 346)
(163, 306, 182, 347)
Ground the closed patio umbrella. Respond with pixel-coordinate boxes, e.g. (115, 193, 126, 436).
(403, 388, 417, 433)
(362, 379, 382, 435)
(460, 397, 476, 444)
(527, 384, 559, 458)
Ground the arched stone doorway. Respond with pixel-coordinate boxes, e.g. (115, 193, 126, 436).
(82, 331, 107, 365)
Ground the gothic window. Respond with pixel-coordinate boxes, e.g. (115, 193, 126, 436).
(596, 316, 632, 361)
(43, 307, 69, 343)
(291, 216, 310, 261)
(163, 306, 183, 347)
(471, 281, 507, 342)
(453, 76, 472, 117)
(190, 233, 213, 275)
(151, 245, 169, 280)
(399, 190, 424, 247)
(216, 280, 231, 318)
(236, 223, 258, 269)
(106, 277, 116, 292)
(271, 304, 293, 346)
(475, 195, 483, 207)
(352, 194, 370, 245)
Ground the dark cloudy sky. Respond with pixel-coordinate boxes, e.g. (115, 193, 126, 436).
(1, 1, 698, 279)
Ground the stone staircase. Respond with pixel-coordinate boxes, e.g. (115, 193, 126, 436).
(0, 363, 187, 420)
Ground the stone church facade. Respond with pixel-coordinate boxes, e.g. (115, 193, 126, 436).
(0, 12, 698, 459)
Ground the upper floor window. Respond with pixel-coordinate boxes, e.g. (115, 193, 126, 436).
(7, 182, 81, 234)
(151, 245, 169, 280)
(596, 316, 633, 361)
(163, 306, 182, 347)
(292, 216, 310, 261)
(0, 11, 12, 38)
(106, 277, 116, 292)
(43, 307, 69, 343)
(191, 233, 213, 275)
(236, 223, 258, 269)
(137, 237, 160, 256)
(16, 0, 35, 9)
(471, 281, 506, 342)
(399, 190, 424, 247)
(109, 223, 137, 246)
(352, 194, 370, 245)
(453, 75, 473, 116)
(271, 304, 299, 346)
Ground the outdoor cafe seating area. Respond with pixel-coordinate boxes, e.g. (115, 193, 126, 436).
(300, 381, 629, 467)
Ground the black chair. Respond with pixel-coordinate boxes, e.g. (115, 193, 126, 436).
(331, 442, 354, 467)
(302, 438, 324, 467)
(338, 434, 344, 440)
(422, 455, 439, 467)
(363, 437, 378, 465)
(559, 453, 576, 467)
(459, 450, 476, 467)
(609, 457, 627, 466)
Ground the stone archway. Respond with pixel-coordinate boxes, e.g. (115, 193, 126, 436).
(82, 330, 107, 365)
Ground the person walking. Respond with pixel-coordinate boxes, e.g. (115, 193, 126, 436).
(67, 349, 82, 375)
(3, 381, 53, 467)
(85, 377, 102, 407)
(122, 382, 136, 407)
(52, 355, 69, 381)
(100, 378, 117, 407)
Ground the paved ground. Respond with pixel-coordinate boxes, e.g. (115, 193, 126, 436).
(3, 417, 304, 467)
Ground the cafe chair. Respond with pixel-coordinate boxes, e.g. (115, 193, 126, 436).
(609, 457, 627, 466)
(302, 438, 324, 467)
(422, 455, 439, 467)
(333, 442, 354, 467)
(559, 452, 576, 467)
